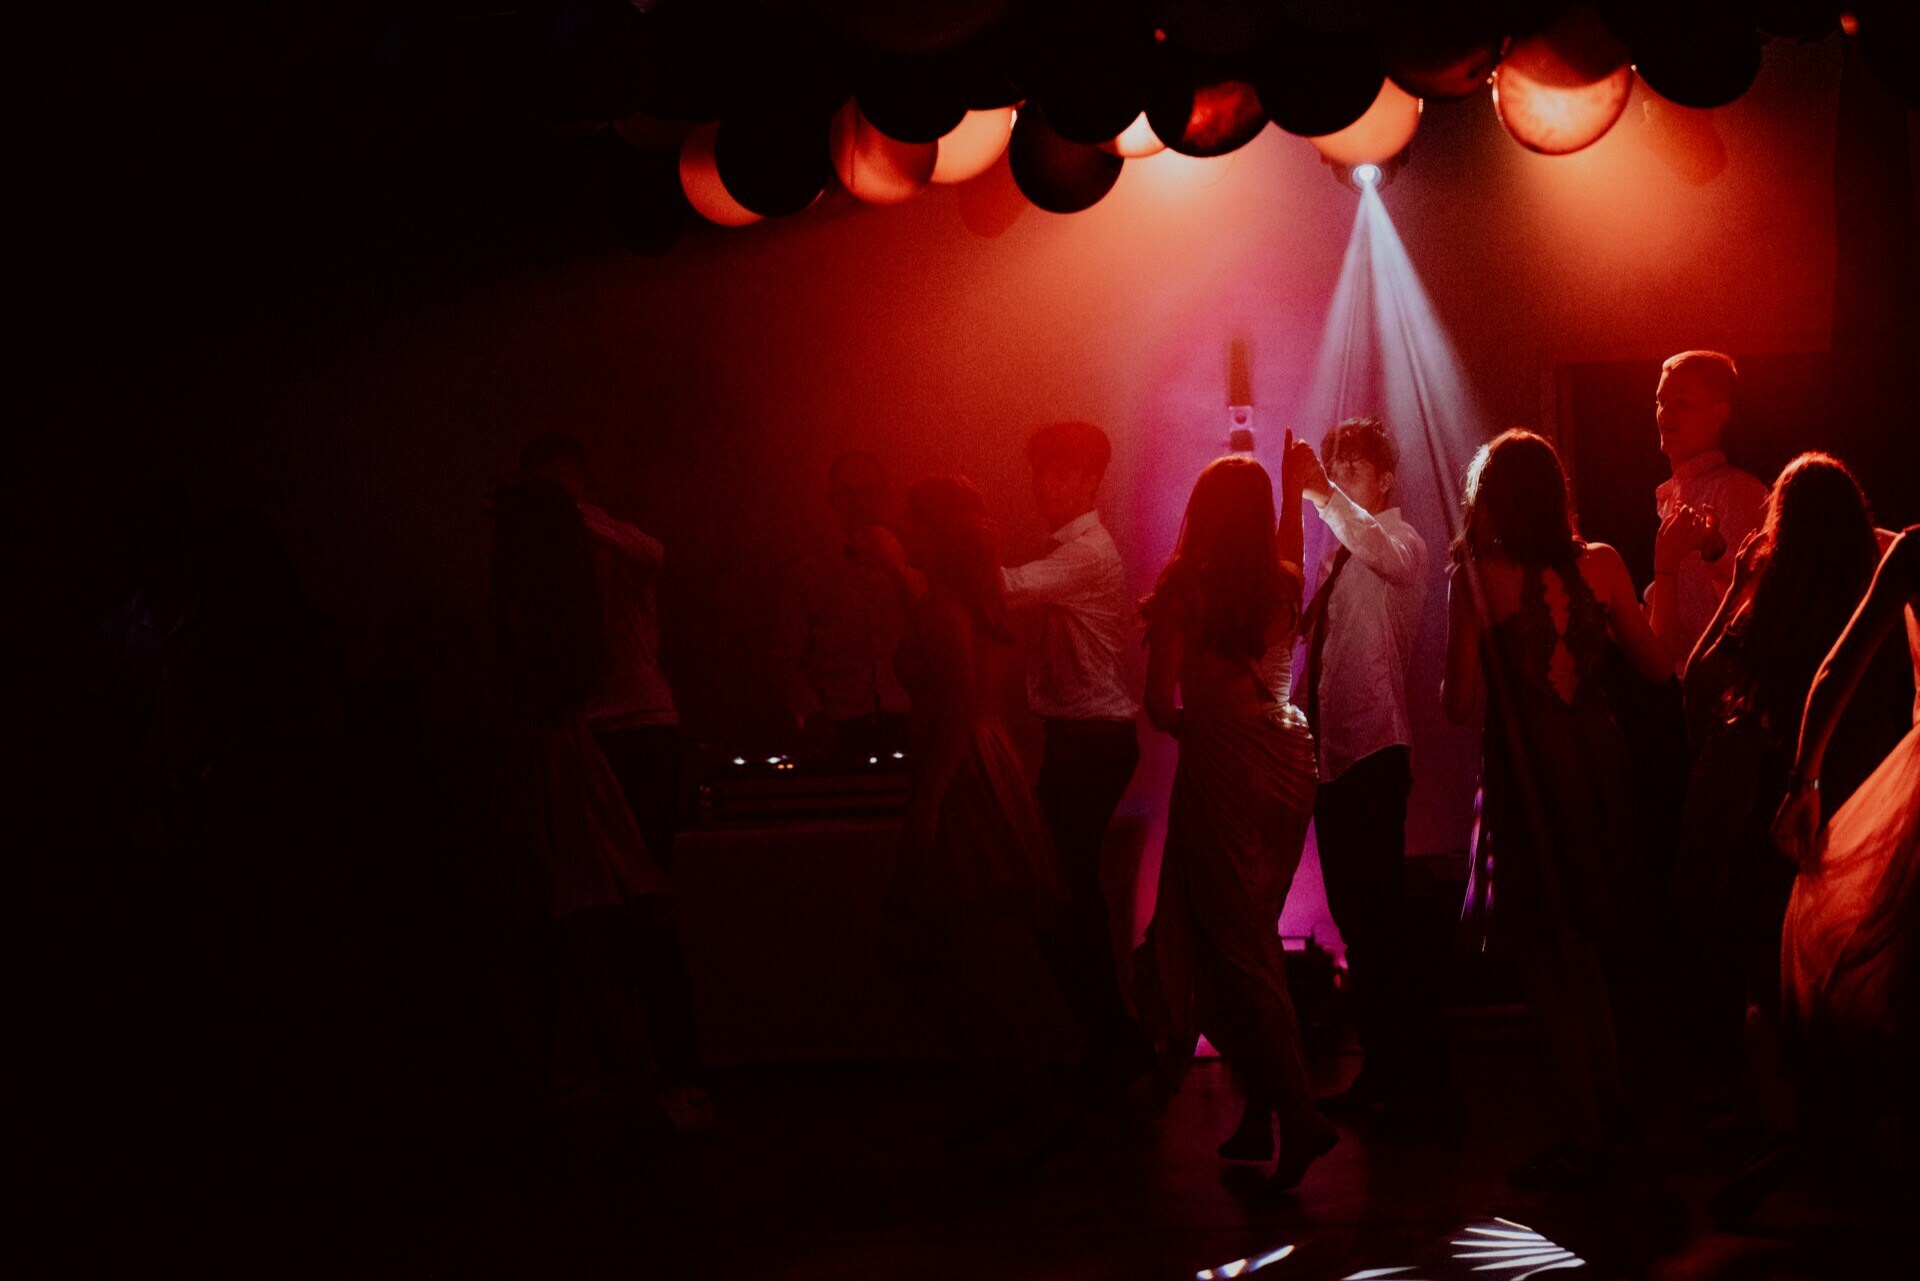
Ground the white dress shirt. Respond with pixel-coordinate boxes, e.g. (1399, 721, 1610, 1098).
(1000, 509, 1140, 722)
(578, 503, 678, 730)
(1653, 449, 1770, 660)
(1306, 493, 1429, 783)
(773, 545, 911, 723)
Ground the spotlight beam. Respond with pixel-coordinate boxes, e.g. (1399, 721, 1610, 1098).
(1351, 187, 1571, 917)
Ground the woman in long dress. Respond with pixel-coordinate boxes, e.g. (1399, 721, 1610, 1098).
(877, 475, 1070, 1154)
(1674, 455, 1909, 1123)
(1772, 526, 1920, 1173)
(1138, 444, 1336, 1191)
(1441, 430, 1686, 1187)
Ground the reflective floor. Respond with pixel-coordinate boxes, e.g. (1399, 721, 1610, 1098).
(333, 1018, 1903, 1280)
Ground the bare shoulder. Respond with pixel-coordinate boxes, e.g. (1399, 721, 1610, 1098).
(1579, 541, 1627, 572)
(1577, 542, 1631, 596)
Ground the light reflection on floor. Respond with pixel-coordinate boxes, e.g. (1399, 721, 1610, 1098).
(1195, 1243, 1295, 1279)
(1197, 1216, 1586, 1281)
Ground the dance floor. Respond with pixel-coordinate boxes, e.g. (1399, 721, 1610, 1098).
(326, 1017, 1901, 1280)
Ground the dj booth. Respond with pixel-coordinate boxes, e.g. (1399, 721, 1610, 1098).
(673, 769, 1153, 1064)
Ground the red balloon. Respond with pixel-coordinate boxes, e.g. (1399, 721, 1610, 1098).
(1493, 62, 1634, 155)
(829, 99, 938, 203)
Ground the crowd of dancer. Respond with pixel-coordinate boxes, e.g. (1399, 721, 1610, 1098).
(482, 349, 1915, 1203)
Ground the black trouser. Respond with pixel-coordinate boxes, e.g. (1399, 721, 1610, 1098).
(1314, 745, 1446, 1098)
(595, 725, 700, 1085)
(1035, 717, 1143, 1058)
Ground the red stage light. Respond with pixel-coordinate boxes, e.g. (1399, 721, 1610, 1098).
(678, 123, 762, 227)
(931, 107, 1015, 184)
(1493, 62, 1634, 155)
(1309, 79, 1421, 166)
(829, 99, 938, 204)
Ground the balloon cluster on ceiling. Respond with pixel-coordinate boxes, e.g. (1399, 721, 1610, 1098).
(384, 1, 1920, 254)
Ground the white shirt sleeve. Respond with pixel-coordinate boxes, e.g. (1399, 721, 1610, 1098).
(1316, 491, 1424, 585)
(1002, 542, 1098, 608)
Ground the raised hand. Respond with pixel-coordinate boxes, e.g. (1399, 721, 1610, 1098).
(1280, 430, 1327, 504)
(1655, 502, 1714, 572)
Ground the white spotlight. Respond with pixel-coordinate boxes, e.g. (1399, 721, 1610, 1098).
(1352, 163, 1382, 189)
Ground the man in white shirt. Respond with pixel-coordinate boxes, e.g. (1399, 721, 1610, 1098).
(1001, 421, 1151, 1085)
(773, 453, 912, 760)
(520, 433, 711, 1130)
(1649, 350, 1770, 670)
(1292, 418, 1449, 1120)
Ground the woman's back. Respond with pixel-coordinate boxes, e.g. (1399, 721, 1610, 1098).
(1170, 585, 1296, 713)
(1468, 545, 1643, 950)
(896, 586, 1012, 728)
(1475, 549, 1614, 711)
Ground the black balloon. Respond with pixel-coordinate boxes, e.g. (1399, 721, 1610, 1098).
(1634, 19, 1764, 109)
(1146, 52, 1270, 157)
(1255, 26, 1386, 137)
(1008, 110, 1125, 213)
(1030, 37, 1156, 144)
(714, 109, 834, 217)
(1382, 17, 1507, 100)
(858, 61, 970, 142)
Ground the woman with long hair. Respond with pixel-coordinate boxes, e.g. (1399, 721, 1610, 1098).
(1774, 527, 1920, 1140)
(1441, 430, 1682, 1187)
(1674, 454, 1910, 1106)
(490, 477, 672, 1134)
(878, 475, 1069, 1157)
(1137, 443, 1335, 1190)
